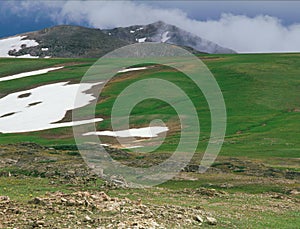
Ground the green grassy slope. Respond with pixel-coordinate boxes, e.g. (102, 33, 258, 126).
(0, 53, 299, 161)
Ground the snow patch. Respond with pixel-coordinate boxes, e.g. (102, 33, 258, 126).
(41, 48, 49, 51)
(100, 143, 110, 147)
(161, 31, 170, 43)
(83, 126, 169, 138)
(117, 67, 147, 73)
(130, 30, 135, 33)
(0, 81, 103, 133)
(124, 145, 143, 149)
(0, 66, 64, 82)
(16, 54, 39, 58)
(138, 37, 147, 43)
(0, 36, 39, 58)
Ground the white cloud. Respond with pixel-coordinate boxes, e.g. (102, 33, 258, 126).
(186, 14, 300, 53)
(4, 0, 300, 53)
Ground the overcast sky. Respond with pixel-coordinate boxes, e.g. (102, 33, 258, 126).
(1, 1, 300, 53)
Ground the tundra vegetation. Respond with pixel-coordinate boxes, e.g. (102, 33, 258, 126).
(0, 53, 299, 228)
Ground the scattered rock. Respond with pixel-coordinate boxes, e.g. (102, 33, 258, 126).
(0, 196, 10, 203)
(83, 215, 92, 222)
(36, 220, 45, 226)
(1, 190, 212, 228)
(28, 197, 46, 206)
(206, 216, 217, 225)
(272, 194, 284, 199)
(61, 197, 67, 203)
(194, 215, 204, 223)
(110, 176, 128, 188)
(196, 187, 227, 197)
(289, 189, 300, 195)
(220, 183, 234, 188)
(293, 108, 300, 112)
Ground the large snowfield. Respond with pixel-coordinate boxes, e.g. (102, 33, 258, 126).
(0, 65, 166, 146)
(0, 81, 103, 133)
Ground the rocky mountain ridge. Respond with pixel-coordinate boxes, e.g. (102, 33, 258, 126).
(0, 22, 235, 58)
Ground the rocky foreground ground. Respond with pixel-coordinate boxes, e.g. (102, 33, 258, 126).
(0, 143, 299, 228)
(0, 190, 219, 228)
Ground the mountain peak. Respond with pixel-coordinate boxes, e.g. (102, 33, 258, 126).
(151, 20, 167, 26)
(0, 25, 128, 58)
(103, 22, 236, 54)
(0, 23, 235, 58)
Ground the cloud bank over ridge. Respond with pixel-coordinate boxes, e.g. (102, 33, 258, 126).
(3, 0, 300, 53)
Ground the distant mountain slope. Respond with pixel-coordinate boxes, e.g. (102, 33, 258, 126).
(0, 25, 129, 58)
(0, 22, 235, 58)
(103, 21, 236, 54)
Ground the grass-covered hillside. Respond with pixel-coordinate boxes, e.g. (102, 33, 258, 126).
(0, 54, 299, 162)
(0, 54, 299, 228)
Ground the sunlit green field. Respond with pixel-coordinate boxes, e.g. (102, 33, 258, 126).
(0, 54, 299, 161)
(0, 54, 299, 228)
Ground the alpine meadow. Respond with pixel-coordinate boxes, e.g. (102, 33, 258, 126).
(0, 1, 299, 228)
